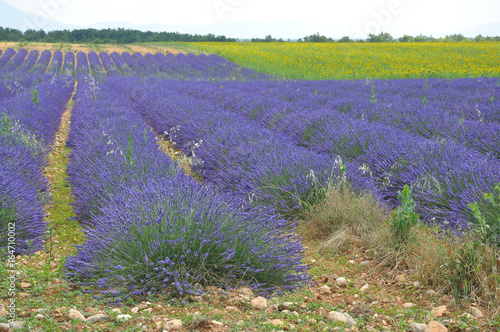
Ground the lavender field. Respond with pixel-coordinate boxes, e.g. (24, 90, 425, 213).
(1, 48, 499, 298)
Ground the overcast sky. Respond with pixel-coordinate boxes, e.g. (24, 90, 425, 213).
(4, 0, 500, 38)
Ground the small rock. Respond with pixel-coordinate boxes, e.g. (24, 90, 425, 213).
(424, 320, 448, 331)
(9, 321, 25, 330)
(348, 260, 356, 264)
(238, 287, 254, 298)
(265, 304, 278, 313)
(0, 323, 9, 332)
(414, 281, 421, 288)
(310, 259, 316, 264)
(117, 314, 132, 321)
(282, 310, 291, 314)
(430, 306, 448, 318)
(68, 309, 85, 321)
(211, 320, 224, 327)
(0, 304, 7, 317)
(131, 307, 139, 314)
(317, 285, 331, 294)
(35, 314, 45, 319)
(111, 308, 121, 313)
(335, 277, 347, 286)
(269, 319, 284, 326)
(396, 275, 407, 282)
(360, 284, 369, 292)
(426, 289, 437, 296)
(360, 260, 370, 266)
(470, 307, 483, 318)
(291, 311, 299, 317)
(86, 314, 110, 323)
(136, 303, 148, 310)
(411, 323, 427, 332)
(327, 311, 356, 328)
(225, 306, 239, 312)
(164, 319, 182, 331)
(84, 307, 97, 315)
(143, 308, 153, 313)
(281, 302, 293, 309)
(461, 312, 474, 319)
(403, 302, 416, 309)
(20, 282, 31, 288)
(251, 296, 268, 310)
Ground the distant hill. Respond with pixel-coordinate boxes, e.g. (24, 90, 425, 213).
(459, 21, 500, 38)
(0, 0, 78, 31)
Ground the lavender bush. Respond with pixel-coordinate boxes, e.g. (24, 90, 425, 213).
(64, 78, 310, 297)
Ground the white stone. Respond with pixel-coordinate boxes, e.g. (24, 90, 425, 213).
(410, 323, 427, 332)
(250, 296, 268, 310)
(424, 320, 448, 331)
(317, 285, 331, 294)
(117, 314, 132, 321)
(164, 319, 183, 331)
(327, 311, 355, 328)
(86, 314, 110, 323)
(360, 284, 369, 292)
(470, 307, 483, 318)
(403, 302, 416, 309)
(430, 306, 448, 318)
(68, 309, 85, 321)
(335, 277, 347, 286)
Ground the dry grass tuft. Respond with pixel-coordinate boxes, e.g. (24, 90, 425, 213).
(302, 181, 500, 315)
(300, 182, 386, 254)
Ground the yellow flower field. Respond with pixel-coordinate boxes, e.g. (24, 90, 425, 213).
(157, 41, 500, 80)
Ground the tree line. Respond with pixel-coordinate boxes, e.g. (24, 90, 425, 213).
(1, 27, 499, 44)
(255, 32, 500, 43)
(0, 27, 236, 43)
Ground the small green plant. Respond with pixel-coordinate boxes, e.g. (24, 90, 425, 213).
(369, 80, 377, 103)
(45, 225, 61, 259)
(124, 130, 136, 169)
(388, 185, 420, 250)
(468, 183, 500, 247)
(0, 113, 13, 136)
(422, 95, 427, 105)
(31, 87, 39, 106)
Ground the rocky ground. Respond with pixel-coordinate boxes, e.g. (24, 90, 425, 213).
(1, 238, 498, 332)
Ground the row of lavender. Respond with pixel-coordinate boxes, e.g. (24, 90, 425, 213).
(63, 78, 308, 297)
(106, 76, 357, 219)
(0, 48, 265, 80)
(175, 78, 500, 230)
(0, 76, 74, 254)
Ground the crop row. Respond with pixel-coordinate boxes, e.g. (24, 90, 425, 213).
(106, 76, 359, 219)
(0, 49, 265, 80)
(173, 78, 500, 230)
(64, 78, 308, 297)
(0, 76, 74, 254)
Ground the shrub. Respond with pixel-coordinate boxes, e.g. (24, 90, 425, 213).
(64, 179, 310, 297)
